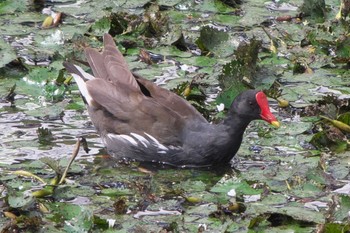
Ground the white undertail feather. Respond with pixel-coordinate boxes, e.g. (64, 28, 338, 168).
(71, 65, 94, 106)
(75, 65, 95, 80)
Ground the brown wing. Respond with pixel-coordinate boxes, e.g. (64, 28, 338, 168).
(85, 34, 139, 90)
(87, 33, 207, 123)
(134, 73, 207, 123)
(85, 78, 185, 145)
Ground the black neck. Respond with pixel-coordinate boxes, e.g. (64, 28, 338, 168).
(222, 113, 252, 136)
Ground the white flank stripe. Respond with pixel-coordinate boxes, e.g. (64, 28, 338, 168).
(144, 133, 168, 151)
(130, 133, 149, 148)
(168, 145, 181, 150)
(118, 135, 138, 146)
(107, 133, 138, 146)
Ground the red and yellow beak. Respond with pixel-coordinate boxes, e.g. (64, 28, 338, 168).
(256, 92, 280, 128)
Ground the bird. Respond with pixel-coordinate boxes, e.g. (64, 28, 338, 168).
(63, 33, 279, 168)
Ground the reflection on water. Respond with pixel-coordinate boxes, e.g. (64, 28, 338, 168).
(0, 105, 103, 164)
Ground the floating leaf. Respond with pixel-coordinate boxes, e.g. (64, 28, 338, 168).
(90, 16, 111, 36)
(300, 0, 326, 23)
(25, 99, 69, 119)
(8, 189, 35, 208)
(195, 25, 233, 57)
(0, 0, 27, 14)
(334, 195, 350, 222)
(0, 37, 17, 68)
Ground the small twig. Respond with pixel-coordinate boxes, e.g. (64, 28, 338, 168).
(59, 139, 81, 184)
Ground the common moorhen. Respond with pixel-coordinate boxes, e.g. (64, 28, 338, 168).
(64, 34, 279, 167)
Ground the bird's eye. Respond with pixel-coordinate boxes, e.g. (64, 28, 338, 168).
(249, 101, 253, 105)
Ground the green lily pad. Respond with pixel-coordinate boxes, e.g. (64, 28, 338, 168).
(196, 25, 234, 57)
(0, 0, 27, 14)
(8, 188, 35, 208)
(0, 38, 17, 68)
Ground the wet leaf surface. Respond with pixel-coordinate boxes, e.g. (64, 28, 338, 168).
(1, 0, 350, 232)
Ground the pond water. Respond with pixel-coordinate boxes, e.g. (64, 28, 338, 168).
(0, 103, 101, 164)
(1, 0, 350, 232)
